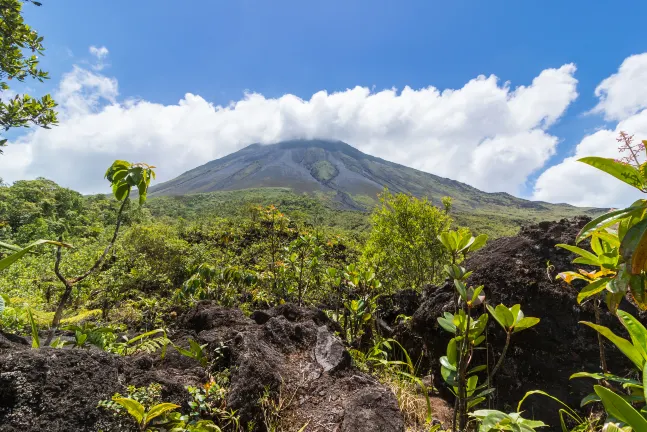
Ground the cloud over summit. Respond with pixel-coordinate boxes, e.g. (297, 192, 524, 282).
(0, 48, 580, 198)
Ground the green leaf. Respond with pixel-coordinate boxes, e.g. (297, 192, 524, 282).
(0, 239, 72, 271)
(512, 317, 540, 333)
(556, 244, 600, 266)
(487, 304, 507, 330)
(447, 338, 458, 366)
(437, 316, 456, 334)
(577, 278, 609, 304)
(498, 304, 514, 328)
(620, 217, 647, 275)
(594, 385, 647, 430)
(145, 402, 180, 424)
(580, 321, 644, 369)
(440, 355, 456, 371)
(113, 398, 145, 424)
(577, 204, 646, 243)
(617, 310, 647, 362)
(468, 234, 488, 253)
(454, 280, 468, 301)
(579, 157, 645, 191)
(468, 364, 488, 375)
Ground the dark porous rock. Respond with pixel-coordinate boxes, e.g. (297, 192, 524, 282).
(0, 303, 402, 432)
(0, 347, 204, 432)
(184, 303, 401, 430)
(410, 217, 643, 429)
(315, 325, 351, 372)
(341, 386, 405, 432)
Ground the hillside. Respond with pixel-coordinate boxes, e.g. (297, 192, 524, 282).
(148, 139, 603, 236)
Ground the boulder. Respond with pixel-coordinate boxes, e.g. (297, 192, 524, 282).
(410, 217, 641, 428)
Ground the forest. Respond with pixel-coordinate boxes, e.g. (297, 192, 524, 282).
(3, 2, 647, 432)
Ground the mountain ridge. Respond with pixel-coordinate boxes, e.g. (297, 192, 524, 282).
(149, 138, 593, 214)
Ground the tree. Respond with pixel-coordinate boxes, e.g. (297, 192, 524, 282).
(363, 189, 453, 292)
(0, 0, 58, 153)
(45, 160, 155, 344)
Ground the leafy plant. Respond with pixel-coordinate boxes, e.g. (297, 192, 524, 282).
(108, 328, 170, 357)
(0, 239, 72, 271)
(45, 160, 156, 344)
(111, 397, 179, 431)
(173, 338, 210, 368)
(486, 303, 540, 380)
(363, 190, 453, 291)
(0, 0, 58, 154)
(62, 322, 117, 349)
(470, 409, 547, 432)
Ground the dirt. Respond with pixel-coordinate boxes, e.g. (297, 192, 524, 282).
(0, 302, 404, 432)
(406, 217, 642, 429)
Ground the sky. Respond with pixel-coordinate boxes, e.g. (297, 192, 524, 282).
(1, 0, 647, 208)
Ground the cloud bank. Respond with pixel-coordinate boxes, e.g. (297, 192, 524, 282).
(533, 53, 647, 207)
(0, 50, 580, 197)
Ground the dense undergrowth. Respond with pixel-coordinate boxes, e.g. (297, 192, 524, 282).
(3, 134, 647, 432)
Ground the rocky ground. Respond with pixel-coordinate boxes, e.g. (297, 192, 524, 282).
(1, 217, 639, 432)
(381, 217, 642, 429)
(0, 303, 404, 432)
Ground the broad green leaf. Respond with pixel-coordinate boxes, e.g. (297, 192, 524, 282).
(579, 157, 645, 191)
(580, 393, 600, 407)
(487, 304, 507, 330)
(145, 402, 180, 424)
(581, 321, 644, 369)
(617, 310, 647, 362)
(0, 239, 72, 271)
(510, 304, 523, 324)
(440, 356, 456, 371)
(577, 278, 609, 304)
(517, 390, 582, 426)
(466, 396, 485, 410)
(468, 234, 488, 253)
(113, 398, 145, 424)
(437, 316, 456, 334)
(512, 317, 540, 333)
(556, 244, 600, 266)
(454, 280, 468, 301)
(594, 385, 647, 430)
(577, 205, 645, 243)
(497, 304, 514, 329)
(468, 364, 488, 375)
(447, 338, 458, 365)
(620, 217, 647, 275)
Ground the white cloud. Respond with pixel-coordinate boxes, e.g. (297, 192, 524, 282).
(591, 53, 647, 121)
(0, 50, 579, 196)
(89, 45, 109, 70)
(533, 54, 647, 207)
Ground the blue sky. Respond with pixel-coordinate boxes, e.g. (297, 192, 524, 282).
(4, 0, 647, 206)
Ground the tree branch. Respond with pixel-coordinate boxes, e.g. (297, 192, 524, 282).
(70, 195, 128, 284)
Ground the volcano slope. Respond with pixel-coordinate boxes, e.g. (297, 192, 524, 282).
(407, 217, 642, 428)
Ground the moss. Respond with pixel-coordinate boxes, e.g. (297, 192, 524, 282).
(310, 160, 338, 182)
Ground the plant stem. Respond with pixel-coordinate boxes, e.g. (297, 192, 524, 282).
(46, 197, 129, 345)
(594, 299, 608, 373)
(488, 331, 511, 382)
